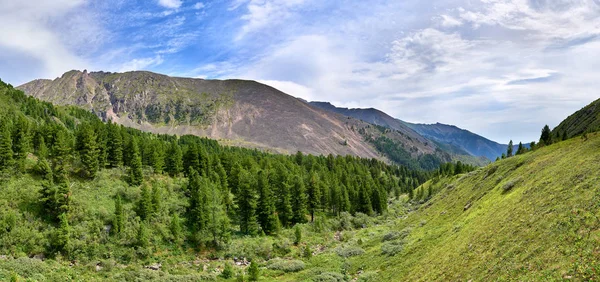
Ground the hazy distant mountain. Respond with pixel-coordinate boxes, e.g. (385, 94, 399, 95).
(19, 70, 451, 168)
(310, 101, 510, 161)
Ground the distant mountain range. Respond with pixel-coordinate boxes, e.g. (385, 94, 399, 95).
(310, 102, 513, 161)
(19, 70, 476, 169)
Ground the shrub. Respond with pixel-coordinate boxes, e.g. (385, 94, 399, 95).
(382, 231, 400, 242)
(335, 246, 365, 258)
(381, 241, 403, 256)
(221, 262, 234, 279)
(312, 271, 346, 282)
(502, 178, 521, 192)
(303, 245, 312, 259)
(248, 260, 259, 281)
(266, 258, 305, 273)
(358, 271, 378, 281)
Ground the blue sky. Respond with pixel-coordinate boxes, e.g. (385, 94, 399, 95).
(2, 0, 600, 144)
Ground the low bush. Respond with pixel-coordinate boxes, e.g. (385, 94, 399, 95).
(381, 241, 403, 256)
(335, 246, 365, 258)
(312, 271, 346, 282)
(266, 258, 305, 273)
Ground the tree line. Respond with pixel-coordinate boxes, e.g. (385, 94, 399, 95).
(0, 80, 430, 256)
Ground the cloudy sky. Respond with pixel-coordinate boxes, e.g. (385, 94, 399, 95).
(1, 0, 600, 143)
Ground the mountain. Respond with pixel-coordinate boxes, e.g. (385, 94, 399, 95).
(404, 122, 520, 161)
(18, 70, 450, 169)
(310, 101, 507, 161)
(551, 97, 600, 139)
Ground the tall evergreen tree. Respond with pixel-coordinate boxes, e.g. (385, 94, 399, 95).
(187, 168, 208, 239)
(55, 213, 70, 255)
(291, 175, 308, 224)
(307, 171, 322, 222)
(136, 184, 153, 221)
(12, 116, 30, 171)
(128, 137, 143, 186)
(107, 122, 123, 168)
(77, 123, 100, 178)
(0, 121, 14, 171)
(237, 169, 259, 235)
(37, 136, 49, 159)
(516, 142, 525, 155)
(507, 140, 514, 158)
(113, 194, 125, 235)
(257, 170, 280, 235)
(206, 174, 230, 246)
(540, 125, 552, 145)
(166, 140, 183, 177)
(184, 143, 200, 177)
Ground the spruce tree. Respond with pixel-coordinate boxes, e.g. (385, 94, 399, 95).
(137, 184, 153, 221)
(307, 171, 322, 222)
(187, 168, 208, 239)
(113, 194, 125, 235)
(516, 142, 525, 155)
(257, 170, 280, 235)
(137, 221, 150, 248)
(166, 140, 183, 177)
(540, 125, 552, 145)
(291, 175, 308, 224)
(206, 176, 230, 246)
(170, 213, 183, 244)
(52, 130, 71, 184)
(237, 169, 259, 235)
(78, 123, 99, 178)
(12, 116, 30, 171)
(37, 136, 49, 159)
(128, 137, 143, 186)
(184, 143, 200, 177)
(107, 122, 123, 168)
(506, 140, 513, 158)
(0, 121, 14, 171)
(56, 213, 70, 255)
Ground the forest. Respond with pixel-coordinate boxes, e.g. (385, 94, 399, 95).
(0, 79, 434, 268)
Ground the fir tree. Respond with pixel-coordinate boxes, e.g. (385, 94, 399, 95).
(507, 140, 514, 157)
(37, 136, 49, 159)
(113, 194, 125, 235)
(52, 130, 72, 184)
(187, 168, 208, 239)
(291, 175, 308, 224)
(237, 169, 259, 235)
(107, 122, 123, 168)
(257, 170, 280, 235)
(128, 137, 143, 186)
(184, 143, 200, 177)
(137, 221, 150, 248)
(170, 213, 183, 244)
(540, 125, 552, 145)
(206, 176, 230, 246)
(151, 184, 161, 214)
(516, 142, 525, 155)
(136, 184, 153, 221)
(166, 140, 183, 177)
(12, 116, 30, 171)
(77, 123, 99, 178)
(55, 213, 70, 255)
(0, 121, 14, 171)
(307, 171, 322, 222)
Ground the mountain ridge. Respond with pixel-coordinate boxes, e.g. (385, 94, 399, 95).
(18, 70, 454, 169)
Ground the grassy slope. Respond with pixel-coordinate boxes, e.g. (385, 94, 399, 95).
(349, 132, 600, 281)
(2, 133, 599, 281)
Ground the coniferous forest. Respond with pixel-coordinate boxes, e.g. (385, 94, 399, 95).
(0, 79, 430, 270)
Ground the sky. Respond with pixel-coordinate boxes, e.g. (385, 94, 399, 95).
(1, 0, 600, 144)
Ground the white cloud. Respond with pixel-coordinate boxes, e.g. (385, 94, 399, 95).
(194, 2, 205, 9)
(158, 0, 182, 9)
(119, 55, 164, 72)
(236, 0, 308, 40)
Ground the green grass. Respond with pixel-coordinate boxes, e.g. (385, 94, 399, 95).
(3, 133, 600, 281)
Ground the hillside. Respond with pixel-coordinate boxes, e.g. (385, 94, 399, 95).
(18, 70, 449, 169)
(405, 122, 518, 161)
(310, 101, 501, 161)
(552, 97, 600, 139)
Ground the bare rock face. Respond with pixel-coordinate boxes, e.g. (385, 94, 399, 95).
(18, 70, 441, 162)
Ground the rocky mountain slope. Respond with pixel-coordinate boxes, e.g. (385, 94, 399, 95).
(310, 101, 509, 161)
(19, 70, 446, 167)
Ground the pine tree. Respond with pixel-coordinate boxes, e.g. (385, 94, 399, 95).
(55, 213, 70, 255)
(107, 122, 123, 168)
(151, 142, 165, 174)
(170, 213, 183, 244)
(12, 116, 30, 171)
(540, 125, 552, 145)
(294, 225, 302, 245)
(77, 123, 99, 178)
(0, 121, 14, 171)
(291, 175, 308, 224)
(136, 184, 153, 221)
(307, 171, 322, 222)
(37, 136, 49, 159)
(128, 137, 143, 186)
(206, 176, 230, 246)
(151, 184, 161, 214)
(184, 143, 200, 177)
(237, 169, 259, 235)
(248, 260, 259, 281)
(506, 140, 514, 158)
(52, 130, 71, 184)
(257, 170, 280, 235)
(187, 168, 208, 239)
(137, 221, 150, 248)
(516, 142, 525, 155)
(166, 140, 183, 177)
(113, 194, 125, 235)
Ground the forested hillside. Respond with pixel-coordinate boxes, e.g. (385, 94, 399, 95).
(0, 79, 432, 280)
